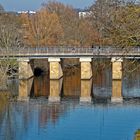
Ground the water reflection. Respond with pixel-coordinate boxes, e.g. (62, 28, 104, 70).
(0, 92, 8, 118)
(0, 101, 140, 140)
(134, 129, 140, 140)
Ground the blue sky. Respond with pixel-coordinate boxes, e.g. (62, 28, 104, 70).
(0, 0, 95, 11)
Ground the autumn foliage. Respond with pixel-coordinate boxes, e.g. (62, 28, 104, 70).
(1, 0, 140, 47)
(20, 9, 63, 46)
(19, 1, 99, 47)
(19, 0, 140, 47)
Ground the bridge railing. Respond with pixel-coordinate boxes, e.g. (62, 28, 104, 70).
(0, 46, 140, 57)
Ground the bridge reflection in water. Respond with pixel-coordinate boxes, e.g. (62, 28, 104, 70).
(16, 58, 140, 102)
(1, 99, 140, 140)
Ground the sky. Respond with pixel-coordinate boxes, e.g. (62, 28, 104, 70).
(0, 0, 95, 11)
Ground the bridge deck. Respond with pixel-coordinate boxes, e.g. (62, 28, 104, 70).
(0, 47, 140, 58)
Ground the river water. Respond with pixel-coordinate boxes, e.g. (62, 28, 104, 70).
(1, 59, 140, 140)
(0, 101, 140, 140)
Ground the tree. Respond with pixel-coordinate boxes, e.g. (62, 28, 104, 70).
(89, 0, 121, 45)
(0, 13, 23, 89)
(42, 1, 79, 46)
(42, 1, 97, 46)
(107, 4, 140, 47)
(74, 18, 98, 46)
(89, 0, 140, 47)
(20, 10, 64, 46)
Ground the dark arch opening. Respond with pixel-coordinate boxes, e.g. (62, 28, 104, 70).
(34, 67, 44, 77)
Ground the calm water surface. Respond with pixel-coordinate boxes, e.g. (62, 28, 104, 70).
(0, 101, 140, 140)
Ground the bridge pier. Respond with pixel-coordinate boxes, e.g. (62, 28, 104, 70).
(80, 58, 92, 79)
(48, 58, 63, 102)
(111, 57, 123, 103)
(80, 58, 92, 102)
(48, 78, 63, 102)
(80, 79, 92, 102)
(18, 58, 33, 101)
(48, 58, 63, 80)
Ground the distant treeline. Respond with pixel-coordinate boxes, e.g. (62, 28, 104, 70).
(0, 0, 140, 48)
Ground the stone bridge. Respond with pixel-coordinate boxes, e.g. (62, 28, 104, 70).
(1, 46, 140, 58)
(1, 46, 140, 103)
